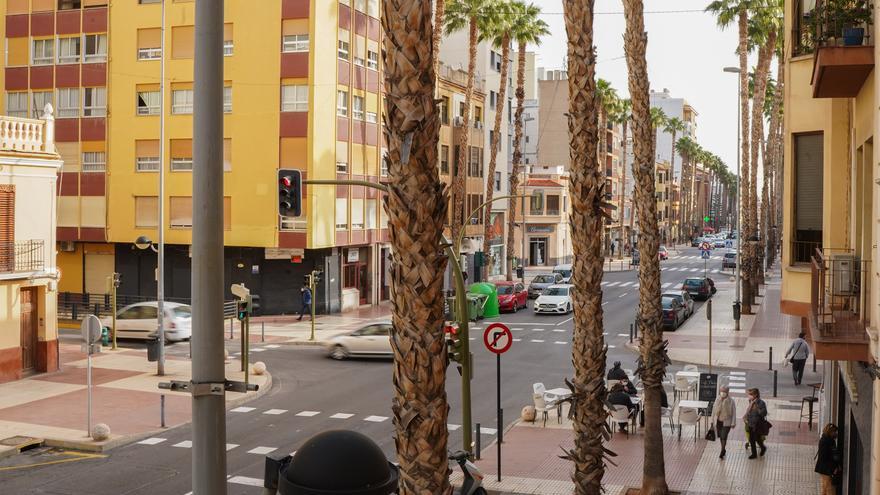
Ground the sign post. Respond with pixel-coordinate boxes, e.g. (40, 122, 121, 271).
(701, 242, 711, 279)
(707, 299, 713, 374)
(483, 322, 512, 483)
(80, 315, 102, 437)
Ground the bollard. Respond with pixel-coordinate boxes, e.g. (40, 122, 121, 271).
(773, 370, 778, 397)
(813, 354, 817, 373)
(160, 394, 166, 428)
(261, 321, 265, 342)
(499, 409, 503, 444)
(229, 318, 233, 339)
(629, 323, 633, 344)
(475, 422, 481, 460)
(769, 347, 773, 370)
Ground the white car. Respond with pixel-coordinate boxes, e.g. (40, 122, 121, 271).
(100, 301, 192, 342)
(326, 321, 392, 360)
(534, 284, 574, 314)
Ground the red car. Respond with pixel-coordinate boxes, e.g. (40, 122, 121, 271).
(496, 281, 528, 312)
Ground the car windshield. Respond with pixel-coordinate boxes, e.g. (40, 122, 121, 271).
(172, 306, 192, 318)
(659, 246, 667, 251)
(725, 253, 736, 258)
(533, 275, 555, 283)
(661, 297, 676, 309)
(554, 269, 572, 278)
(496, 286, 513, 295)
(544, 287, 569, 296)
(684, 279, 703, 287)
(662, 293, 682, 302)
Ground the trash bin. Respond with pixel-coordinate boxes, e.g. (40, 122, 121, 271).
(101, 326, 110, 346)
(466, 293, 487, 321)
(146, 338, 160, 362)
(516, 265, 524, 279)
(468, 283, 499, 319)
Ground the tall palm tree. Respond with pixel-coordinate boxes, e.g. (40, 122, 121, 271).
(623, 0, 669, 492)
(433, 1, 446, 86)
(611, 98, 632, 259)
(767, 47, 783, 267)
(482, 1, 515, 279)
(506, 2, 549, 279)
(675, 136, 697, 241)
(662, 117, 686, 242)
(445, 0, 495, 245)
(381, 2, 450, 492)
(597, 79, 620, 254)
(561, 1, 610, 493)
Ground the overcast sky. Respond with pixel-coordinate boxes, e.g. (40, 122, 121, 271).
(526, 0, 765, 172)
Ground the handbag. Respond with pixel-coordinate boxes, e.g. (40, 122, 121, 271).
(789, 341, 804, 363)
(755, 418, 772, 436)
(705, 427, 716, 441)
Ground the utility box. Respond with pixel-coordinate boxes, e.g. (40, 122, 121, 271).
(830, 254, 858, 296)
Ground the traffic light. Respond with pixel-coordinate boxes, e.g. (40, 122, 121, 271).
(236, 299, 248, 321)
(303, 274, 312, 287)
(446, 324, 464, 368)
(278, 169, 302, 217)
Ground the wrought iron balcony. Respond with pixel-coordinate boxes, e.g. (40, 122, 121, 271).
(809, 248, 871, 361)
(0, 240, 46, 274)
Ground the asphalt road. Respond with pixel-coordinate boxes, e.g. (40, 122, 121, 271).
(0, 247, 809, 494)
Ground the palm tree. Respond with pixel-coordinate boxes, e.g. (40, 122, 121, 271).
(767, 45, 783, 267)
(675, 136, 697, 241)
(506, 2, 549, 280)
(433, 1, 446, 86)
(622, 1, 669, 492)
(560, 1, 610, 493)
(381, 2, 450, 492)
(611, 98, 632, 260)
(444, 0, 496, 245)
(662, 117, 686, 242)
(597, 79, 620, 254)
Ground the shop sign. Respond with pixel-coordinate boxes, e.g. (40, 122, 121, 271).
(347, 248, 360, 263)
(527, 225, 555, 233)
(265, 248, 304, 260)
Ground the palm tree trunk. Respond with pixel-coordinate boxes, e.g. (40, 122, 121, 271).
(619, 119, 628, 259)
(561, 2, 609, 493)
(737, 8, 753, 314)
(767, 54, 783, 267)
(599, 110, 608, 254)
(682, 153, 690, 241)
(623, 1, 668, 493)
(451, 17, 478, 248)
(507, 42, 528, 281)
(750, 30, 775, 290)
(483, 35, 511, 280)
(432, 0, 445, 89)
(381, 2, 451, 493)
(668, 130, 677, 243)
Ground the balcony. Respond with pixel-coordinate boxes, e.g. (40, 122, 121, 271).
(806, 0, 874, 98)
(0, 240, 46, 275)
(0, 111, 55, 154)
(809, 249, 871, 361)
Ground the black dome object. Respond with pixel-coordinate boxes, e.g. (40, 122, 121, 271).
(278, 430, 399, 495)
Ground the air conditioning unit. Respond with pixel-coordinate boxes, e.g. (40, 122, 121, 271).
(59, 241, 76, 252)
(830, 253, 858, 296)
(453, 116, 464, 127)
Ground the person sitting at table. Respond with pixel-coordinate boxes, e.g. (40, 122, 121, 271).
(621, 377, 638, 395)
(608, 383, 635, 432)
(607, 361, 628, 381)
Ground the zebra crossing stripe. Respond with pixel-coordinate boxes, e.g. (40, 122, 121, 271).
(173, 441, 192, 448)
(228, 476, 264, 487)
(137, 437, 167, 445)
(448, 424, 462, 431)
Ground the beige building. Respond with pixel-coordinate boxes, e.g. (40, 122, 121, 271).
(0, 108, 61, 383)
(655, 161, 672, 244)
(512, 174, 570, 267)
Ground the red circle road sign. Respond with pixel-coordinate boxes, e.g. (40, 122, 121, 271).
(483, 323, 513, 354)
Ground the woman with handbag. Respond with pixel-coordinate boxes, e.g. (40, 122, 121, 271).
(815, 423, 841, 494)
(743, 387, 769, 459)
(710, 385, 737, 459)
(784, 332, 811, 385)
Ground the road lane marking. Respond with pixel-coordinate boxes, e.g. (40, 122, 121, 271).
(729, 371, 746, 375)
(513, 338, 522, 342)
(448, 424, 461, 431)
(296, 411, 320, 417)
(263, 409, 287, 415)
(173, 441, 192, 448)
(480, 427, 498, 435)
(557, 317, 573, 325)
(553, 329, 566, 332)
(601, 281, 610, 286)
(607, 282, 620, 287)
(619, 293, 627, 298)
(364, 415, 389, 422)
(330, 413, 354, 419)
(230, 406, 256, 413)
(226, 444, 239, 451)
(554, 341, 568, 345)
(662, 282, 673, 288)
(137, 437, 167, 445)
(608, 345, 616, 348)
(531, 339, 545, 343)
(617, 333, 629, 337)
(248, 446, 277, 455)
(251, 348, 267, 353)
(532, 328, 545, 332)
(228, 476, 264, 487)
(512, 327, 524, 330)
(264, 344, 281, 349)
(620, 282, 633, 287)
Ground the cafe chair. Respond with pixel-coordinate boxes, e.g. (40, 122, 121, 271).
(608, 405, 635, 436)
(677, 407, 701, 442)
(674, 376, 696, 401)
(532, 393, 555, 427)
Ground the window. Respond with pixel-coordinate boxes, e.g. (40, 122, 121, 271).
(32, 39, 54, 65)
(58, 37, 80, 64)
(367, 50, 379, 70)
(338, 40, 350, 60)
(138, 47, 161, 60)
(365, 199, 377, 229)
(31, 91, 52, 118)
(139, 0, 161, 3)
(58, 0, 81, 9)
(136, 156, 160, 172)
(223, 86, 232, 113)
(530, 190, 544, 215)
(336, 198, 348, 230)
(440, 96, 450, 125)
(223, 41, 233, 56)
(135, 196, 158, 228)
(137, 90, 160, 115)
(171, 139, 193, 171)
(381, 148, 389, 176)
(172, 89, 193, 114)
(337, 91, 349, 117)
(467, 146, 482, 177)
(170, 197, 193, 228)
(474, 106, 482, 127)
(282, 34, 309, 52)
(84, 34, 107, 63)
(172, 26, 194, 59)
(351, 198, 364, 229)
(223, 138, 232, 172)
(281, 85, 308, 112)
(352, 95, 365, 120)
(82, 152, 106, 172)
(337, 160, 348, 173)
(6, 93, 27, 118)
(547, 195, 560, 215)
(490, 91, 496, 108)
(366, 0, 379, 17)
(440, 145, 449, 174)
(793, 132, 823, 263)
(366, 111, 377, 123)
(83, 87, 106, 117)
(137, 28, 162, 60)
(56, 88, 80, 118)
(222, 24, 234, 56)
(495, 171, 501, 191)
(136, 140, 160, 172)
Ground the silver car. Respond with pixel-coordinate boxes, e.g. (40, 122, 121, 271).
(528, 273, 563, 299)
(326, 321, 392, 360)
(100, 301, 192, 342)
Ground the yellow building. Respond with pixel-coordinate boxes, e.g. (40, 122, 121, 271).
(655, 160, 671, 244)
(2, 0, 389, 314)
(0, 110, 62, 383)
(783, 1, 878, 490)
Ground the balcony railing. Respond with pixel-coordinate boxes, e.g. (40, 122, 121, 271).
(796, 0, 874, 55)
(0, 240, 45, 274)
(792, 239, 822, 265)
(0, 111, 55, 154)
(809, 248, 871, 361)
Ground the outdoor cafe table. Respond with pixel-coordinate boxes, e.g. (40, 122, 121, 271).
(545, 388, 572, 421)
(678, 399, 711, 430)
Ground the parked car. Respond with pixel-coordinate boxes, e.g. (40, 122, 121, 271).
(682, 277, 716, 301)
(661, 296, 687, 330)
(100, 301, 192, 342)
(528, 273, 563, 298)
(691, 238, 702, 247)
(326, 321, 392, 360)
(553, 264, 573, 284)
(662, 290, 695, 317)
(658, 246, 669, 261)
(495, 281, 528, 313)
(713, 238, 726, 248)
(722, 251, 737, 269)
(534, 284, 574, 314)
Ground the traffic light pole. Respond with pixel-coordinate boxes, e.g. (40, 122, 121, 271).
(310, 271, 317, 341)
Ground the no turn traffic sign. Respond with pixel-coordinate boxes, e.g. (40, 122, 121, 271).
(483, 323, 512, 354)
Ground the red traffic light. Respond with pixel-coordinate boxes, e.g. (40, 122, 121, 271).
(279, 176, 292, 187)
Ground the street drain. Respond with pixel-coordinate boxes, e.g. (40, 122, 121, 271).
(0, 436, 43, 453)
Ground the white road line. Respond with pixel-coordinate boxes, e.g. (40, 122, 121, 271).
(728, 376, 746, 381)
(364, 415, 389, 422)
(512, 327, 524, 331)
(248, 446, 277, 455)
(228, 476, 264, 487)
(448, 424, 462, 431)
(557, 317, 574, 326)
(226, 444, 239, 451)
(620, 282, 633, 287)
(619, 293, 627, 298)
(602, 332, 609, 335)
(662, 282, 673, 288)
(480, 427, 498, 435)
(531, 339, 545, 343)
(553, 329, 566, 332)
(469, 337, 476, 341)
(532, 328, 545, 332)
(729, 371, 746, 375)
(602, 302, 609, 306)
(263, 409, 288, 415)
(607, 345, 616, 349)
(296, 410, 321, 417)
(230, 406, 256, 413)
(513, 338, 522, 342)
(251, 348, 267, 353)
(264, 344, 281, 349)
(330, 413, 354, 419)
(633, 284, 639, 289)
(607, 282, 621, 287)
(173, 441, 193, 448)
(601, 281, 610, 286)
(554, 341, 568, 345)
(690, 268, 701, 272)
(137, 437, 167, 445)
(711, 270, 720, 274)
(617, 333, 629, 337)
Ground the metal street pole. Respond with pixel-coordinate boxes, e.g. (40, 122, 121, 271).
(723, 66, 742, 331)
(156, 0, 167, 376)
(191, 0, 226, 493)
(521, 165, 527, 283)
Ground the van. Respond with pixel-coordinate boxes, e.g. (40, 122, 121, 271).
(553, 264, 572, 284)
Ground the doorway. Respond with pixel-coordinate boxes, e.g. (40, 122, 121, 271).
(343, 247, 371, 305)
(529, 237, 548, 266)
(20, 288, 38, 373)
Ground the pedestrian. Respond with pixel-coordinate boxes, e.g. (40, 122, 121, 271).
(815, 423, 841, 494)
(607, 383, 635, 433)
(710, 385, 737, 459)
(607, 361, 628, 381)
(784, 332, 811, 385)
(610, 241, 616, 257)
(743, 387, 769, 459)
(298, 285, 312, 321)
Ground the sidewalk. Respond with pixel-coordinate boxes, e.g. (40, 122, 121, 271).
(225, 306, 392, 345)
(0, 341, 270, 457)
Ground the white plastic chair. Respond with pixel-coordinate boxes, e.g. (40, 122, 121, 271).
(682, 365, 699, 374)
(677, 407, 701, 441)
(609, 405, 634, 435)
(673, 376, 696, 401)
(533, 382, 546, 395)
(660, 406, 675, 431)
(532, 393, 555, 427)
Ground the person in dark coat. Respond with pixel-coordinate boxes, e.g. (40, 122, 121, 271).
(607, 384, 635, 432)
(620, 377, 638, 395)
(298, 285, 312, 321)
(743, 387, 768, 459)
(815, 423, 840, 495)
(607, 361, 628, 380)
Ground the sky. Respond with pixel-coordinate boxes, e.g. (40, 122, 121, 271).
(526, 0, 763, 172)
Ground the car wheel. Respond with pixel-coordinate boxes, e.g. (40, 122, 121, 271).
(330, 345, 349, 360)
(567, 303, 572, 314)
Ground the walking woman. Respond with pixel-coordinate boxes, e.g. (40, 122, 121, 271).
(815, 423, 840, 494)
(710, 385, 736, 459)
(743, 387, 769, 459)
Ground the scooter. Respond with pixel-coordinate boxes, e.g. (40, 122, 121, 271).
(449, 450, 487, 495)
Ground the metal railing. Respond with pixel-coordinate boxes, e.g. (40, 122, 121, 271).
(810, 248, 871, 344)
(794, 0, 874, 55)
(792, 239, 823, 264)
(0, 240, 45, 273)
(57, 291, 237, 321)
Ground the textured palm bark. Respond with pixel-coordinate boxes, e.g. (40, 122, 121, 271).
(561, 1, 610, 493)
(507, 43, 528, 281)
(766, 55, 783, 267)
(451, 18, 478, 245)
(483, 35, 511, 278)
(619, 119, 628, 258)
(623, 1, 669, 493)
(681, 152, 691, 241)
(668, 128, 677, 242)
(432, 0, 445, 89)
(737, 8, 753, 313)
(381, 2, 451, 492)
(750, 31, 775, 289)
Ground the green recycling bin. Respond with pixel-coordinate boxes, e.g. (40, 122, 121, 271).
(468, 282, 499, 319)
(466, 293, 487, 321)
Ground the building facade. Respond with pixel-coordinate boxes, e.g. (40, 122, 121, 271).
(650, 88, 698, 179)
(512, 174, 570, 267)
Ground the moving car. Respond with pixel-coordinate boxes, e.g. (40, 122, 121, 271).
(495, 281, 528, 313)
(553, 264, 573, 284)
(682, 277, 716, 301)
(658, 246, 669, 261)
(534, 284, 574, 314)
(100, 301, 192, 342)
(691, 237, 702, 247)
(662, 290, 695, 317)
(661, 296, 687, 330)
(713, 238, 726, 248)
(528, 273, 563, 298)
(326, 321, 392, 360)
(722, 251, 737, 269)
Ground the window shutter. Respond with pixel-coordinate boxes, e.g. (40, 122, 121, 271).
(795, 134, 823, 231)
(0, 186, 15, 271)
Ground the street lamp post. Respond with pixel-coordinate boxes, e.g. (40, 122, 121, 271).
(134, 235, 164, 374)
(723, 66, 742, 331)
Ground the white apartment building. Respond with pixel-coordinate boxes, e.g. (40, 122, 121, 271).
(650, 88, 699, 179)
